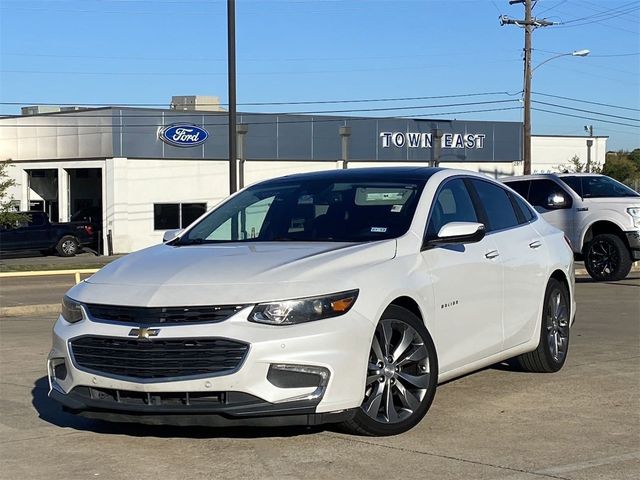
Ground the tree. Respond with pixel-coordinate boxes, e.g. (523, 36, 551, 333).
(0, 160, 28, 228)
(557, 154, 602, 174)
(603, 155, 638, 184)
(628, 148, 640, 170)
(603, 150, 640, 191)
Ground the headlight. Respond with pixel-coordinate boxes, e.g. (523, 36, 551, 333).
(249, 290, 359, 325)
(627, 207, 640, 228)
(61, 296, 84, 323)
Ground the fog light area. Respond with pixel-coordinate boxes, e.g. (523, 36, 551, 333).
(267, 364, 330, 389)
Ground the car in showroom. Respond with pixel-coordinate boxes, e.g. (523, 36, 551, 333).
(48, 167, 575, 436)
(502, 173, 640, 281)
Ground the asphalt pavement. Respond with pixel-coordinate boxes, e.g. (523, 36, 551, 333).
(0, 252, 124, 272)
(0, 275, 638, 480)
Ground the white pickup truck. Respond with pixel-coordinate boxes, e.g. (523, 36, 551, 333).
(502, 173, 640, 281)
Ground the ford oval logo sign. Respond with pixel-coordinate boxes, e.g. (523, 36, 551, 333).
(159, 124, 209, 147)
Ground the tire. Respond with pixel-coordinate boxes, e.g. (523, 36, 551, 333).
(584, 233, 632, 281)
(512, 278, 570, 373)
(341, 305, 438, 436)
(55, 236, 79, 257)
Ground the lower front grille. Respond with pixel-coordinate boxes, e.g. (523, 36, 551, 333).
(70, 336, 249, 380)
(72, 386, 259, 408)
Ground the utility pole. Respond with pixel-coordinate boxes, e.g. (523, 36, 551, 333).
(500, 0, 553, 175)
(227, 0, 238, 194)
(339, 126, 351, 169)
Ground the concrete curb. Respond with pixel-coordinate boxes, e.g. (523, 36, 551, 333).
(0, 303, 60, 318)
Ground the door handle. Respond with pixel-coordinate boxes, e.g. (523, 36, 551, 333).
(485, 249, 500, 259)
(529, 240, 542, 249)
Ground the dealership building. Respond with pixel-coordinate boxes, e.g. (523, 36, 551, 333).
(0, 104, 607, 254)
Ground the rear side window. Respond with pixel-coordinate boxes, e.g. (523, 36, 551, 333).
(469, 179, 519, 232)
(426, 178, 478, 239)
(505, 180, 530, 199)
(512, 193, 536, 223)
(528, 179, 573, 208)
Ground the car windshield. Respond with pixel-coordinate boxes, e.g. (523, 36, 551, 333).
(175, 177, 425, 244)
(560, 175, 639, 198)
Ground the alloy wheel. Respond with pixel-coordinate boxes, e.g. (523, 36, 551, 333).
(62, 240, 77, 255)
(362, 319, 431, 424)
(545, 288, 569, 363)
(587, 239, 619, 278)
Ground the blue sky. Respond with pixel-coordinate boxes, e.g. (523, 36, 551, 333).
(0, 0, 638, 150)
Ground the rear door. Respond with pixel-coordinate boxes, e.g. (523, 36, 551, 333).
(468, 179, 548, 350)
(420, 177, 503, 373)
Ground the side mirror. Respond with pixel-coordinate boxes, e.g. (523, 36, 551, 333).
(546, 193, 568, 209)
(163, 228, 183, 242)
(422, 222, 486, 250)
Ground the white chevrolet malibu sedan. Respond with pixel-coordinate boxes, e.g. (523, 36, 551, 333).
(49, 167, 575, 436)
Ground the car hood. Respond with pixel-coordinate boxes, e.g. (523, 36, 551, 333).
(69, 241, 397, 306)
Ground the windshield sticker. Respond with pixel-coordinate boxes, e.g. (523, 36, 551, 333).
(355, 187, 413, 206)
(368, 192, 404, 201)
(390, 205, 403, 213)
(371, 227, 388, 233)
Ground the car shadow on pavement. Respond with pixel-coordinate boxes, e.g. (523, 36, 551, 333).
(31, 376, 326, 439)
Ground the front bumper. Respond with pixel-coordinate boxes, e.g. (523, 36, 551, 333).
(625, 230, 640, 260)
(48, 307, 373, 424)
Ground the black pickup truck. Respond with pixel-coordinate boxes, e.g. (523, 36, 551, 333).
(0, 211, 94, 257)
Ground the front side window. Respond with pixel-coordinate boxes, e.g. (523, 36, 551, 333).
(470, 179, 519, 232)
(528, 179, 573, 209)
(560, 175, 639, 198)
(178, 178, 425, 244)
(426, 179, 477, 239)
(559, 176, 582, 196)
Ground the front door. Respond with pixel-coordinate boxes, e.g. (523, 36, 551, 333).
(420, 178, 503, 373)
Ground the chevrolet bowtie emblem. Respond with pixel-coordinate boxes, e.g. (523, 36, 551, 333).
(128, 327, 160, 340)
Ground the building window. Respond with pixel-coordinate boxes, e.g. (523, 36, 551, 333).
(153, 203, 207, 230)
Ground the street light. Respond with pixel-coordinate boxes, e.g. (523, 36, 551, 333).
(522, 49, 590, 175)
(532, 49, 590, 72)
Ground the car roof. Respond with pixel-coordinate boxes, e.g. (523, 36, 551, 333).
(502, 173, 604, 181)
(257, 166, 445, 184)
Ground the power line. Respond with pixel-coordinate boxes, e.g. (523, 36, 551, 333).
(532, 100, 640, 122)
(532, 92, 640, 113)
(537, 0, 568, 15)
(579, 0, 640, 25)
(558, 1, 639, 24)
(0, 99, 522, 120)
(0, 91, 521, 108)
(532, 107, 640, 128)
(0, 57, 523, 77)
(553, 3, 639, 29)
(0, 106, 524, 129)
